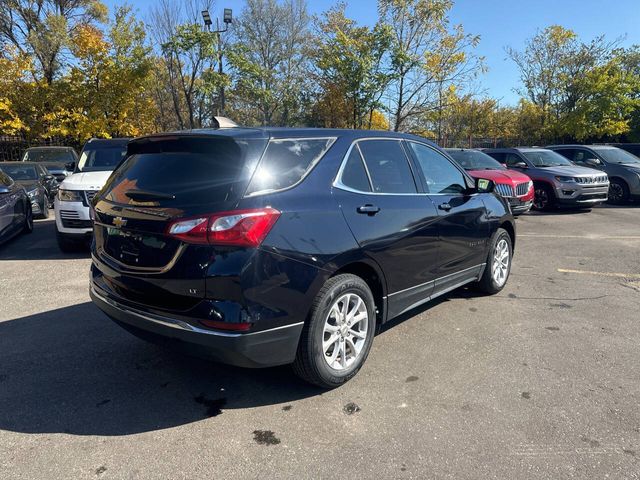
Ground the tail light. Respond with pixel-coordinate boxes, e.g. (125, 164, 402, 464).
(167, 207, 281, 247)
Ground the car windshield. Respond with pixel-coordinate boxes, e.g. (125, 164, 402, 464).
(446, 150, 504, 170)
(523, 150, 573, 167)
(22, 149, 73, 163)
(78, 143, 128, 172)
(596, 148, 640, 165)
(0, 164, 38, 180)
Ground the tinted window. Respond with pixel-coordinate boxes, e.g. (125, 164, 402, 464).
(245, 138, 334, 196)
(0, 171, 13, 186)
(445, 149, 504, 170)
(595, 147, 640, 164)
(22, 149, 74, 163)
(486, 152, 505, 163)
(505, 153, 525, 167)
(358, 140, 417, 194)
(103, 136, 267, 207)
(78, 144, 128, 172)
(1, 164, 38, 180)
(409, 142, 466, 194)
(340, 146, 371, 192)
(552, 148, 574, 160)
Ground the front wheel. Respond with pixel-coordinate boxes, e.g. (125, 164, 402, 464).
(533, 184, 555, 211)
(608, 179, 629, 204)
(293, 274, 376, 388)
(474, 228, 512, 294)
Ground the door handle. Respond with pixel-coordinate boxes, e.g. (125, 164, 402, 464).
(438, 202, 452, 211)
(357, 204, 380, 216)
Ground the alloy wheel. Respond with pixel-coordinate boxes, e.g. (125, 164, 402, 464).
(322, 293, 369, 370)
(492, 238, 510, 287)
(608, 183, 624, 203)
(533, 188, 548, 210)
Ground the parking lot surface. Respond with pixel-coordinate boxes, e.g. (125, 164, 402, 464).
(1, 206, 639, 479)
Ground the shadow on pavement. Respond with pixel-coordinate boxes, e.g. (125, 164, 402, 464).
(0, 219, 89, 260)
(0, 302, 321, 436)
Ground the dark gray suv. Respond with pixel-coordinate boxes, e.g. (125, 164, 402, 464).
(547, 145, 640, 204)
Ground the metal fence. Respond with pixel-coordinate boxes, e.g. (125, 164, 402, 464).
(0, 136, 81, 162)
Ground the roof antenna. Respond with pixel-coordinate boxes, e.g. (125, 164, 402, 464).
(212, 116, 239, 129)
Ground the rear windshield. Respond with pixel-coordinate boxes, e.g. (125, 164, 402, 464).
(102, 136, 267, 207)
(245, 138, 335, 196)
(78, 143, 128, 172)
(22, 149, 73, 163)
(1, 164, 38, 180)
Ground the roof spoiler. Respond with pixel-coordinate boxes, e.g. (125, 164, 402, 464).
(212, 116, 239, 129)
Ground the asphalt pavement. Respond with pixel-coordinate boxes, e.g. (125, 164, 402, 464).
(1, 206, 639, 479)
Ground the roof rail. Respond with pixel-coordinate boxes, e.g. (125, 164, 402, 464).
(212, 116, 239, 128)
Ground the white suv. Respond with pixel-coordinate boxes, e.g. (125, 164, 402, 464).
(55, 138, 129, 252)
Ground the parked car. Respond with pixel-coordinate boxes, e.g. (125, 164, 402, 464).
(601, 143, 640, 158)
(445, 148, 534, 215)
(21, 146, 78, 182)
(89, 128, 516, 388)
(0, 169, 33, 245)
(547, 145, 640, 204)
(54, 138, 129, 252)
(0, 162, 57, 218)
(483, 148, 609, 210)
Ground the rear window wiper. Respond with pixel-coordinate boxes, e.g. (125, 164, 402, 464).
(124, 189, 176, 201)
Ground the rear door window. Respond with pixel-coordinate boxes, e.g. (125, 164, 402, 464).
(102, 136, 267, 207)
(245, 138, 335, 196)
(486, 152, 505, 164)
(339, 147, 372, 192)
(358, 140, 417, 194)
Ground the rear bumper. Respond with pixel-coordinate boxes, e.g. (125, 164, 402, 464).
(90, 283, 304, 368)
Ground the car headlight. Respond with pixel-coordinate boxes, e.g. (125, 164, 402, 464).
(555, 176, 575, 182)
(57, 189, 84, 202)
(27, 188, 39, 199)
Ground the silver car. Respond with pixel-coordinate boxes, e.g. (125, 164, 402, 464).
(483, 148, 609, 210)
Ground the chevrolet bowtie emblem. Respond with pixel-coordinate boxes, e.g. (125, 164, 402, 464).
(113, 217, 127, 228)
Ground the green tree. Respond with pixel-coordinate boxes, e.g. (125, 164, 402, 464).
(314, 3, 393, 129)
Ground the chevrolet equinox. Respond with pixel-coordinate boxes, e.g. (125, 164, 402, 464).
(90, 128, 516, 388)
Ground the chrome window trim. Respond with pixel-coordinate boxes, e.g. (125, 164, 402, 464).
(333, 137, 424, 196)
(244, 136, 337, 198)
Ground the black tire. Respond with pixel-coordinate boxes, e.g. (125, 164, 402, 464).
(38, 198, 49, 219)
(293, 274, 376, 388)
(22, 203, 33, 234)
(56, 228, 82, 253)
(474, 228, 512, 295)
(533, 183, 555, 211)
(608, 178, 629, 205)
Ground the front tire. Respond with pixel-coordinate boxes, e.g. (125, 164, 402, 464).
(533, 183, 555, 211)
(475, 228, 512, 294)
(293, 274, 376, 388)
(608, 179, 629, 205)
(22, 203, 33, 234)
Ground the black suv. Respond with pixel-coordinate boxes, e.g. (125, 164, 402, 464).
(90, 128, 515, 387)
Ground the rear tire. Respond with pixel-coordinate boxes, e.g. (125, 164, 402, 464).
(608, 179, 629, 205)
(293, 274, 376, 388)
(474, 228, 512, 295)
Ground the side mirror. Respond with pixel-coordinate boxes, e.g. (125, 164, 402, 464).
(0, 186, 10, 194)
(476, 178, 495, 194)
(513, 161, 528, 169)
(584, 158, 601, 167)
(65, 162, 76, 171)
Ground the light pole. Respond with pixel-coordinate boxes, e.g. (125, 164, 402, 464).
(202, 8, 232, 117)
